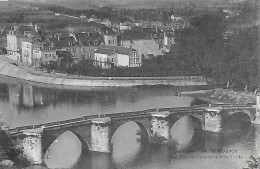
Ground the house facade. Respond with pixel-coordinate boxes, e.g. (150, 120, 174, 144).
(32, 41, 58, 67)
(21, 39, 34, 65)
(97, 45, 142, 67)
(101, 27, 117, 46)
(94, 48, 114, 68)
(121, 29, 164, 59)
(6, 24, 39, 62)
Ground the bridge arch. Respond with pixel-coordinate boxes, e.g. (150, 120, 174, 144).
(169, 115, 204, 131)
(42, 129, 91, 155)
(223, 112, 252, 132)
(111, 120, 150, 143)
(222, 108, 256, 123)
(169, 115, 204, 150)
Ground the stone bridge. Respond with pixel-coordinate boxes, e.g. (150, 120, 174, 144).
(6, 104, 258, 165)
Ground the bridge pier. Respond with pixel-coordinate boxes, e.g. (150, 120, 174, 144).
(150, 112, 171, 144)
(253, 95, 260, 124)
(204, 107, 222, 133)
(90, 117, 111, 153)
(22, 128, 44, 164)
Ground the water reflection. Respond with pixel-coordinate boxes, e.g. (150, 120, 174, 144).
(41, 117, 259, 169)
(0, 76, 258, 169)
(0, 78, 198, 128)
(44, 131, 82, 169)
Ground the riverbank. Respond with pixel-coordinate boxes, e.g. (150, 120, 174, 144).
(0, 57, 208, 87)
(182, 88, 260, 124)
(182, 88, 256, 104)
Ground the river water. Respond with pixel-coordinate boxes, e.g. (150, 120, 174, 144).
(0, 75, 259, 169)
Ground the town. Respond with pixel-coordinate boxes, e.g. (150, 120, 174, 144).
(0, 0, 258, 88)
(0, 0, 260, 169)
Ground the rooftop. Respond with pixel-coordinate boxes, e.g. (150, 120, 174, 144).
(98, 44, 136, 55)
(95, 48, 116, 56)
(122, 29, 150, 41)
(48, 36, 77, 48)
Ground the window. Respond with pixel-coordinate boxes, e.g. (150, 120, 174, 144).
(108, 40, 110, 44)
(112, 58, 114, 62)
(49, 54, 52, 58)
(73, 48, 76, 52)
(45, 54, 47, 58)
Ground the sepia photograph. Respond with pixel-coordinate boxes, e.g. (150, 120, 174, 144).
(0, 0, 259, 168)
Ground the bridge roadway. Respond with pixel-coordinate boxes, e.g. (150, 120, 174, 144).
(5, 103, 257, 165)
(7, 103, 255, 135)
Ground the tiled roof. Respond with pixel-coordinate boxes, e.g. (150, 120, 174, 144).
(48, 36, 77, 48)
(15, 25, 37, 36)
(122, 29, 150, 40)
(98, 44, 135, 55)
(0, 25, 12, 36)
(101, 26, 117, 35)
(116, 46, 133, 55)
(142, 27, 162, 35)
(95, 48, 116, 56)
(74, 32, 101, 46)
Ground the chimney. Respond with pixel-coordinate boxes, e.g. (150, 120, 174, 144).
(13, 25, 18, 31)
(35, 24, 38, 32)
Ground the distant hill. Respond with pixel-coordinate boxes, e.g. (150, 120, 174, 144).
(12, 0, 236, 10)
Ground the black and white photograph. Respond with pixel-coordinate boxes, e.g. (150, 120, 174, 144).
(0, 0, 259, 168)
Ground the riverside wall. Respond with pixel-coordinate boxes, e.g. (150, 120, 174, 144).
(0, 58, 208, 87)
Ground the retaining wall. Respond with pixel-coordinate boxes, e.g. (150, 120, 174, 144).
(0, 58, 208, 87)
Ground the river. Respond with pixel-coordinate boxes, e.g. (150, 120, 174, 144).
(0, 75, 259, 169)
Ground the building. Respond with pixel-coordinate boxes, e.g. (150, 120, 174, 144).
(101, 18, 112, 27)
(163, 31, 176, 46)
(88, 15, 98, 22)
(6, 24, 39, 62)
(73, 32, 102, 60)
(48, 36, 80, 62)
(94, 48, 114, 68)
(101, 27, 117, 46)
(97, 44, 142, 67)
(121, 29, 164, 59)
(33, 41, 58, 67)
(0, 25, 12, 50)
(21, 38, 34, 65)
